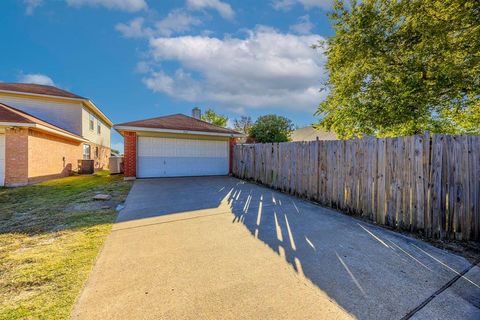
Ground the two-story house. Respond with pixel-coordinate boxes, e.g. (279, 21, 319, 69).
(0, 83, 112, 186)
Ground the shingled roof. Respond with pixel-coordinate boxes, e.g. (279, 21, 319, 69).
(0, 103, 85, 141)
(115, 114, 242, 135)
(0, 83, 85, 99)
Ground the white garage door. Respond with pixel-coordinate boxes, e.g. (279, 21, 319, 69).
(137, 136, 229, 178)
(0, 134, 5, 186)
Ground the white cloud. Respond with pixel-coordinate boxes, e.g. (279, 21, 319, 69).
(116, 11, 202, 38)
(155, 9, 202, 36)
(135, 61, 151, 74)
(24, 0, 147, 13)
(186, 0, 234, 20)
(144, 71, 176, 95)
(18, 73, 55, 86)
(24, 0, 43, 15)
(271, 0, 294, 10)
(116, 17, 151, 38)
(290, 15, 314, 34)
(143, 27, 327, 112)
(66, 0, 147, 12)
(272, 0, 333, 11)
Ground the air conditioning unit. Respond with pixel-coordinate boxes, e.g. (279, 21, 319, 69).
(109, 156, 124, 174)
(78, 159, 94, 174)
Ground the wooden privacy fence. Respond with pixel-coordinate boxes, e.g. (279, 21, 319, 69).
(232, 133, 480, 241)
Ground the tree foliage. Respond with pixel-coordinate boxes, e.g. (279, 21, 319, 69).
(317, 0, 480, 138)
(201, 109, 229, 127)
(233, 116, 253, 134)
(249, 115, 294, 143)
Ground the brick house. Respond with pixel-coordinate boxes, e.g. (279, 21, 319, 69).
(0, 83, 112, 186)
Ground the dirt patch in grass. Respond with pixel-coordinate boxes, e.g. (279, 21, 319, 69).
(64, 190, 124, 213)
(0, 171, 133, 320)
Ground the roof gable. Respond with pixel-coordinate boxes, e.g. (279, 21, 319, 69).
(0, 103, 33, 124)
(115, 114, 241, 135)
(0, 83, 113, 127)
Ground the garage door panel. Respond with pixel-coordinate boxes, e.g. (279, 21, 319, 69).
(138, 137, 227, 157)
(137, 137, 229, 178)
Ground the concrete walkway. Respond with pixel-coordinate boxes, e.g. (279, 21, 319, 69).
(72, 177, 480, 320)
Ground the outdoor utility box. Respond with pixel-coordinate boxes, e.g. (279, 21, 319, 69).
(78, 159, 94, 174)
(109, 156, 124, 174)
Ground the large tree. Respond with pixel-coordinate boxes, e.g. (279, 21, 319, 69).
(316, 0, 480, 138)
(249, 115, 294, 143)
(233, 116, 253, 134)
(201, 109, 229, 127)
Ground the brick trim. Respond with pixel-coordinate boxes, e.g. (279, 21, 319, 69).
(229, 137, 236, 175)
(124, 131, 137, 178)
(5, 128, 29, 186)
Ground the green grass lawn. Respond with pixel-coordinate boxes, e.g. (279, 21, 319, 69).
(0, 172, 132, 320)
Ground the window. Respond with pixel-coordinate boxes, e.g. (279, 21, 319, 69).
(95, 146, 99, 159)
(89, 114, 94, 131)
(83, 144, 91, 160)
(97, 119, 101, 134)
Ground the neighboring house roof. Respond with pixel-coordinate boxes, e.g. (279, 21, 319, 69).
(0, 83, 85, 99)
(0, 103, 86, 142)
(0, 82, 113, 127)
(290, 126, 337, 141)
(115, 114, 243, 137)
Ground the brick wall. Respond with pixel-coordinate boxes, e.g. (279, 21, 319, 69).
(5, 128, 29, 186)
(4, 127, 113, 186)
(28, 129, 82, 183)
(229, 137, 237, 175)
(124, 131, 137, 178)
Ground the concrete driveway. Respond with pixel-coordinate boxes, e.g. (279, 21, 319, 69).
(72, 177, 480, 320)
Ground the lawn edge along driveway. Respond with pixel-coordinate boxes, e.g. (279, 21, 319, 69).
(0, 172, 132, 320)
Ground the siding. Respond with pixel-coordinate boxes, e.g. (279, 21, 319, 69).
(0, 95, 83, 135)
(0, 94, 111, 148)
(81, 107, 111, 147)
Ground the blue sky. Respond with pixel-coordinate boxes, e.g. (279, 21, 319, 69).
(1, 0, 334, 151)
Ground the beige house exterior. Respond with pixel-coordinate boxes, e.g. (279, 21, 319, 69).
(290, 126, 337, 142)
(0, 83, 112, 186)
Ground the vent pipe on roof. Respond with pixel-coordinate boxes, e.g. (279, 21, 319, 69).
(192, 107, 201, 119)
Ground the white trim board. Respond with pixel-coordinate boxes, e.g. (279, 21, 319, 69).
(0, 122, 87, 142)
(114, 125, 244, 138)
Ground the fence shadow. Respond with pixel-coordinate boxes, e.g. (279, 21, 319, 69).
(110, 176, 479, 319)
(224, 178, 479, 319)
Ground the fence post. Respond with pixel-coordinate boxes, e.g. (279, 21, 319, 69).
(231, 133, 478, 241)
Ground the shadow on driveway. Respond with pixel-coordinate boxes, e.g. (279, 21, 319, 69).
(73, 176, 480, 320)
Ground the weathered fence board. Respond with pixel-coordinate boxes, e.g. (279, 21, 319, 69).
(232, 134, 480, 241)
